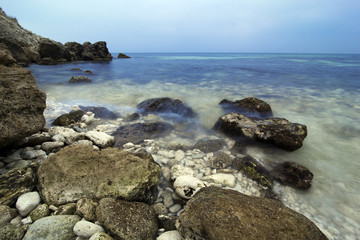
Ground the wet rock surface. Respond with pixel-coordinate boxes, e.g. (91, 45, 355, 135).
(220, 97, 273, 117)
(271, 161, 314, 189)
(177, 187, 328, 240)
(69, 76, 92, 84)
(96, 198, 158, 240)
(214, 113, 307, 151)
(37, 145, 160, 205)
(79, 106, 118, 119)
(52, 110, 85, 126)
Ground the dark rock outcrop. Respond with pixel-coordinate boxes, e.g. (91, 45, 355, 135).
(117, 53, 131, 58)
(176, 187, 328, 240)
(112, 122, 173, 147)
(38, 38, 71, 63)
(137, 97, 195, 118)
(52, 110, 85, 126)
(81, 41, 113, 61)
(64, 42, 84, 61)
(79, 106, 117, 119)
(232, 155, 273, 188)
(96, 198, 158, 240)
(271, 161, 314, 189)
(37, 145, 160, 205)
(0, 163, 38, 206)
(214, 113, 307, 151)
(0, 65, 46, 149)
(220, 97, 272, 117)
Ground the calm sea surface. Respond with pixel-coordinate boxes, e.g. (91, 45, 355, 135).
(28, 53, 360, 239)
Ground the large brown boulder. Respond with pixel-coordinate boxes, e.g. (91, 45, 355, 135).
(37, 145, 160, 205)
(0, 65, 46, 149)
(81, 41, 113, 61)
(96, 198, 158, 240)
(64, 41, 84, 61)
(214, 113, 307, 151)
(176, 187, 328, 240)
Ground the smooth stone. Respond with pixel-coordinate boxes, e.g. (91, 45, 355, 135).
(157, 230, 183, 240)
(16, 191, 41, 217)
(41, 141, 64, 152)
(85, 131, 114, 148)
(173, 175, 206, 199)
(23, 215, 81, 240)
(28, 204, 50, 222)
(170, 165, 195, 180)
(175, 150, 185, 161)
(72, 140, 93, 147)
(21, 149, 46, 160)
(123, 142, 135, 149)
(169, 204, 182, 213)
(73, 220, 105, 238)
(21, 216, 33, 225)
(89, 232, 114, 240)
(202, 173, 237, 188)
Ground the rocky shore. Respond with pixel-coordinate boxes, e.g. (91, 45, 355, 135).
(0, 7, 329, 240)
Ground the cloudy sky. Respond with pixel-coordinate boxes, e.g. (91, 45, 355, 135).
(1, 0, 359, 53)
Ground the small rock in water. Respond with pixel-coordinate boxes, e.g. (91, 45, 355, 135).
(16, 192, 41, 217)
(170, 165, 195, 180)
(202, 173, 237, 188)
(73, 220, 105, 238)
(69, 76, 92, 84)
(175, 150, 185, 161)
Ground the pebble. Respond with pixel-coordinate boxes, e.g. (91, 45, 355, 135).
(202, 173, 237, 188)
(81, 113, 95, 125)
(175, 150, 185, 161)
(170, 165, 195, 180)
(73, 219, 105, 238)
(89, 232, 114, 240)
(21, 149, 46, 160)
(157, 230, 183, 240)
(41, 141, 64, 152)
(16, 192, 41, 216)
(169, 204, 182, 213)
(85, 131, 114, 148)
(21, 216, 33, 225)
(123, 142, 135, 149)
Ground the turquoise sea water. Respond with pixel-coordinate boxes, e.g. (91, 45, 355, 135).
(28, 53, 360, 239)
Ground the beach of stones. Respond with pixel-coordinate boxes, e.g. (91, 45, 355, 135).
(0, 100, 351, 240)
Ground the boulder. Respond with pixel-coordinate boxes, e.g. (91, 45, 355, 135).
(0, 222, 25, 240)
(112, 122, 173, 147)
(69, 76, 92, 84)
(232, 155, 273, 188)
(220, 97, 272, 117)
(176, 187, 328, 240)
(193, 139, 225, 153)
(22, 215, 81, 240)
(0, 65, 46, 149)
(79, 105, 117, 119)
(37, 145, 160, 205)
(271, 161, 314, 189)
(96, 198, 158, 240)
(64, 41, 84, 61)
(0, 163, 38, 206)
(214, 113, 307, 151)
(52, 110, 85, 126)
(137, 97, 195, 118)
(117, 53, 131, 58)
(82, 41, 113, 61)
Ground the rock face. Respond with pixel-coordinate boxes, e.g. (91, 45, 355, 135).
(0, 8, 112, 65)
(220, 97, 273, 117)
(271, 161, 314, 189)
(214, 113, 307, 151)
(137, 97, 195, 118)
(37, 145, 160, 205)
(0, 65, 46, 149)
(0, 163, 38, 206)
(96, 198, 158, 240)
(23, 215, 80, 240)
(112, 122, 173, 147)
(177, 187, 328, 240)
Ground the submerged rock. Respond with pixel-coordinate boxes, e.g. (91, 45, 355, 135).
(232, 155, 273, 188)
(220, 97, 272, 117)
(176, 187, 328, 240)
(112, 122, 173, 147)
(193, 139, 226, 153)
(0, 65, 46, 149)
(137, 97, 195, 118)
(271, 161, 314, 189)
(37, 145, 160, 205)
(214, 113, 307, 151)
(96, 198, 158, 240)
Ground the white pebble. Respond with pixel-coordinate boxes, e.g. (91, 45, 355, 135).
(16, 191, 41, 216)
(169, 204, 182, 213)
(123, 142, 135, 149)
(175, 150, 185, 161)
(73, 220, 105, 238)
(157, 230, 183, 240)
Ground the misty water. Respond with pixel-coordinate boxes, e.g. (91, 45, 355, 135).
(28, 53, 360, 239)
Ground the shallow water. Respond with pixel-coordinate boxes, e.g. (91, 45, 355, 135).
(28, 53, 360, 239)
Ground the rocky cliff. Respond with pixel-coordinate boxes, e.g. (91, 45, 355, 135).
(0, 8, 112, 66)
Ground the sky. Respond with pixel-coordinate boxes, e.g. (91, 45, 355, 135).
(1, 0, 359, 53)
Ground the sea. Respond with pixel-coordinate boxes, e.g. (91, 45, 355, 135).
(28, 53, 360, 239)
